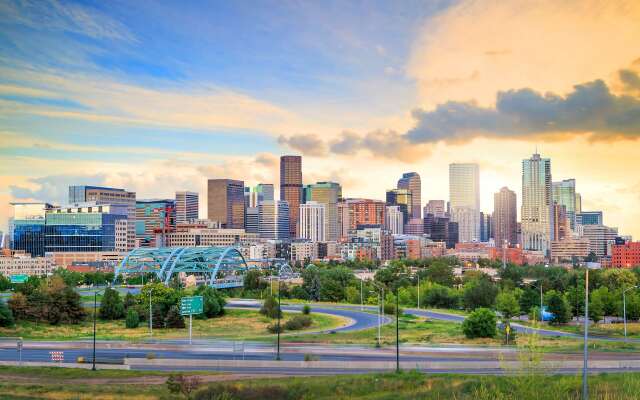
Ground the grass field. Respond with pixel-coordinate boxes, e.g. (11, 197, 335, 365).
(0, 309, 347, 341)
(2, 367, 640, 399)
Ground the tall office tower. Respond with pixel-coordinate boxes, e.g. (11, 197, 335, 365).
(449, 163, 480, 242)
(575, 193, 582, 214)
(10, 202, 52, 257)
(304, 182, 342, 241)
(341, 199, 386, 233)
(69, 185, 136, 250)
(424, 200, 446, 218)
(430, 217, 459, 248)
(385, 206, 404, 235)
(280, 155, 302, 237)
(386, 189, 412, 225)
(521, 152, 553, 255)
(552, 179, 577, 230)
(397, 172, 422, 219)
(479, 212, 492, 242)
(45, 204, 128, 252)
(299, 201, 326, 242)
(258, 200, 290, 240)
(207, 179, 245, 229)
(553, 203, 569, 241)
(245, 207, 259, 234)
(136, 199, 176, 247)
(175, 191, 199, 224)
(582, 224, 618, 258)
(245, 184, 275, 208)
(493, 187, 518, 247)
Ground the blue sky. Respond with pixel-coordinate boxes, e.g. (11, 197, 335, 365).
(2, 0, 640, 238)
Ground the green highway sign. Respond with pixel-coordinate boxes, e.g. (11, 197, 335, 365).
(10, 274, 28, 284)
(180, 296, 203, 316)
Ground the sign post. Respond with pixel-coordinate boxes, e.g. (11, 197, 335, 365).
(180, 296, 203, 345)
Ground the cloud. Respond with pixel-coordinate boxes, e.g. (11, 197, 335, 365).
(10, 174, 107, 204)
(620, 69, 640, 91)
(0, 0, 136, 42)
(406, 78, 640, 144)
(277, 134, 327, 156)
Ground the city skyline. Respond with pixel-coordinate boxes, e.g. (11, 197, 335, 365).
(2, 0, 640, 238)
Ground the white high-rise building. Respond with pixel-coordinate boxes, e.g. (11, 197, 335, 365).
(258, 200, 290, 240)
(299, 201, 326, 242)
(385, 205, 404, 235)
(521, 153, 553, 255)
(449, 163, 480, 242)
(175, 191, 199, 224)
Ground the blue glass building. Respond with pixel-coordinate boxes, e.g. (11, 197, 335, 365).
(10, 203, 52, 257)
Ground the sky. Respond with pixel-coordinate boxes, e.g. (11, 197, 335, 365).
(1, 0, 640, 238)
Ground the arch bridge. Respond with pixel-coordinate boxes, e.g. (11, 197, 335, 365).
(115, 246, 250, 288)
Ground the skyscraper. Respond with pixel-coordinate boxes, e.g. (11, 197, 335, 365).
(480, 212, 492, 242)
(385, 205, 404, 235)
(493, 187, 517, 247)
(552, 179, 577, 230)
(449, 163, 480, 242)
(424, 200, 446, 218)
(258, 200, 290, 240)
(386, 189, 412, 225)
(245, 184, 275, 208)
(136, 199, 176, 247)
(175, 191, 199, 224)
(280, 155, 302, 237)
(299, 201, 326, 242)
(10, 202, 52, 257)
(397, 172, 421, 219)
(207, 179, 245, 229)
(521, 153, 553, 255)
(304, 182, 341, 241)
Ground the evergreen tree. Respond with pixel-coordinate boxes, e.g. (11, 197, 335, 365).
(546, 291, 571, 324)
(152, 304, 164, 329)
(195, 286, 226, 318)
(99, 287, 125, 320)
(260, 295, 281, 319)
(164, 305, 185, 328)
(123, 292, 137, 310)
(125, 308, 140, 329)
(0, 301, 14, 327)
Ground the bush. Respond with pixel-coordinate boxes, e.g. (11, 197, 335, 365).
(260, 295, 281, 319)
(302, 304, 311, 315)
(0, 301, 14, 327)
(284, 315, 312, 331)
(383, 302, 403, 316)
(462, 308, 497, 338)
(195, 286, 226, 318)
(99, 287, 125, 320)
(125, 308, 139, 329)
(167, 374, 202, 397)
(267, 323, 283, 334)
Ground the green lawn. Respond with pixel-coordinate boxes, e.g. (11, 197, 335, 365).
(3, 368, 640, 399)
(0, 309, 347, 341)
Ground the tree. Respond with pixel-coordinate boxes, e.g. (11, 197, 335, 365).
(164, 305, 185, 328)
(151, 304, 164, 329)
(7, 292, 28, 321)
(589, 296, 604, 324)
(260, 295, 281, 319)
(0, 274, 11, 291)
(243, 270, 265, 291)
(424, 284, 460, 309)
(462, 308, 497, 338)
(519, 287, 541, 315)
(496, 291, 521, 320)
(99, 287, 125, 320)
(0, 301, 14, 327)
(463, 278, 498, 310)
(302, 266, 321, 301)
(423, 261, 455, 287)
(319, 266, 355, 302)
(123, 292, 136, 310)
(125, 308, 140, 329)
(545, 291, 571, 324)
(195, 286, 226, 318)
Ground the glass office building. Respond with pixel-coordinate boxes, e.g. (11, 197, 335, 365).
(45, 204, 128, 253)
(11, 203, 52, 257)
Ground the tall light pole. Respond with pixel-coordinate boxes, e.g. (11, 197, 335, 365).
(276, 278, 281, 361)
(92, 288, 105, 371)
(149, 288, 153, 337)
(583, 262, 601, 400)
(371, 282, 384, 347)
(417, 276, 420, 309)
(395, 287, 400, 373)
(360, 277, 364, 311)
(623, 286, 638, 341)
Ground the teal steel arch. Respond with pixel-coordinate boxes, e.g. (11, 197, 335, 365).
(115, 246, 250, 288)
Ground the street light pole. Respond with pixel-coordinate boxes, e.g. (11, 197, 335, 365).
(396, 287, 400, 373)
(417, 277, 420, 309)
(623, 286, 638, 341)
(360, 278, 363, 311)
(276, 278, 281, 361)
(92, 290, 98, 371)
(149, 289, 153, 337)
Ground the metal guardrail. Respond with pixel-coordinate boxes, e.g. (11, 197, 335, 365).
(0, 337, 23, 365)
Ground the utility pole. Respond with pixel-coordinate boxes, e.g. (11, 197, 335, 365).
(396, 288, 400, 373)
(276, 278, 281, 361)
(149, 289, 153, 337)
(583, 267, 589, 400)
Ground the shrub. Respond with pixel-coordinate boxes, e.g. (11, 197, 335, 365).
(303, 353, 319, 361)
(260, 295, 281, 319)
(383, 302, 403, 316)
(462, 308, 497, 338)
(167, 374, 202, 397)
(99, 287, 125, 320)
(302, 304, 311, 315)
(284, 315, 312, 331)
(123, 292, 136, 310)
(267, 323, 283, 333)
(125, 308, 139, 329)
(195, 286, 226, 318)
(146, 352, 156, 359)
